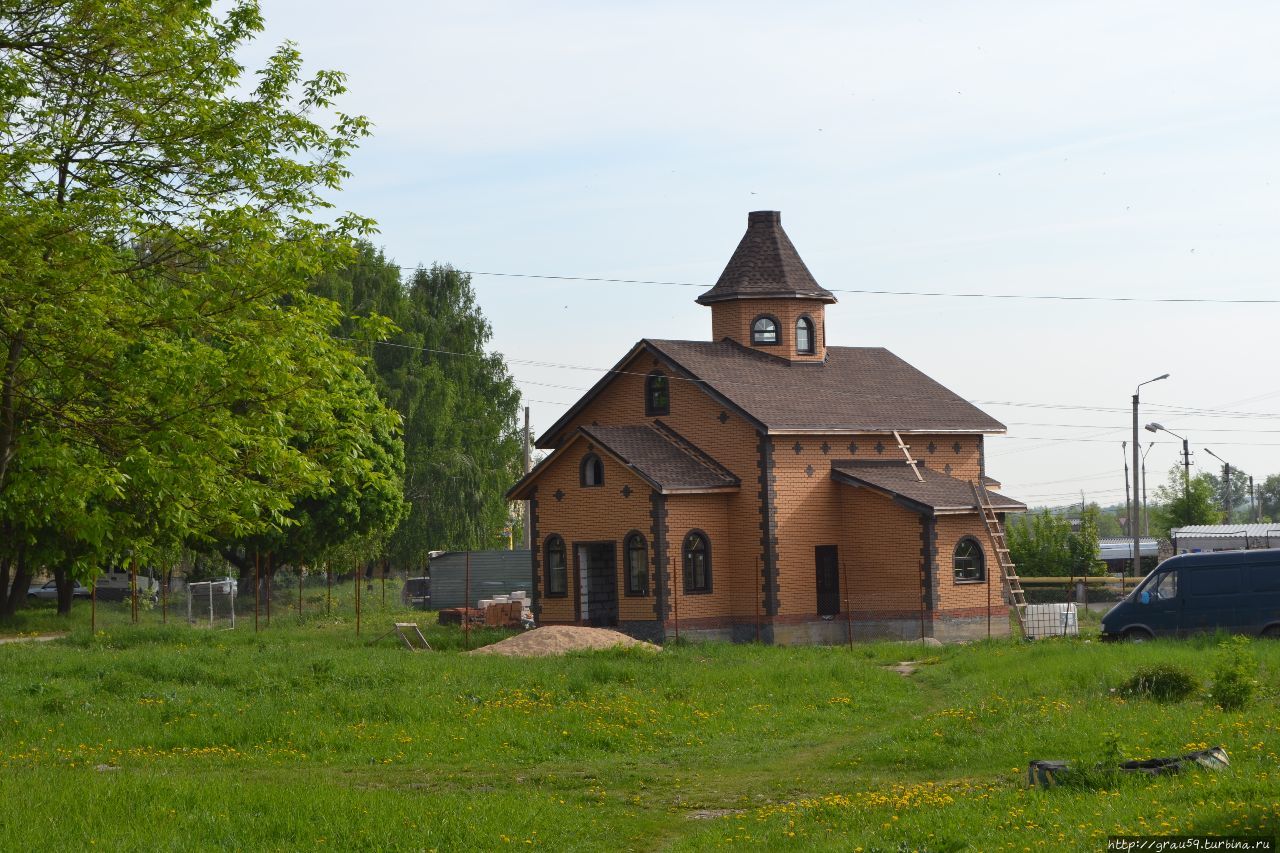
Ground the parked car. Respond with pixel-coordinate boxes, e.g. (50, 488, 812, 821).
(1101, 548, 1280, 641)
(27, 580, 91, 600)
(401, 577, 430, 610)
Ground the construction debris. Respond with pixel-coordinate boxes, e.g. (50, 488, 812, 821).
(1028, 747, 1229, 788)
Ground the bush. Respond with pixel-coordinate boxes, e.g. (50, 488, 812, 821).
(1119, 663, 1200, 702)
(1209, 636, 1257, 711)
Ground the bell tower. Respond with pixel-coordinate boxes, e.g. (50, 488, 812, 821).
(698, 211, 836, 362)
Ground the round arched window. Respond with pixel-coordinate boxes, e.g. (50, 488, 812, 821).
(751, 316, 779, 345)
(953, 537, 985, 582)
(580, 453, 604, 487)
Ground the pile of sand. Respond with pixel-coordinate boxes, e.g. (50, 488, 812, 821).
(467, 625, 661, 657)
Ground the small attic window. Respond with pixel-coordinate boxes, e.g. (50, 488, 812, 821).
(751, 315, 779, 345)
(580, 453, 604, 487)
(796, 316, 815, 354)
(645, 371, 669, 416)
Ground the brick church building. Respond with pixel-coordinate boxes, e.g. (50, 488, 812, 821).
(508, 211, 1025, 643)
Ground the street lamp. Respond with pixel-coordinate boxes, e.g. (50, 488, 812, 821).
(1133, 374, 1169, 577)
(1146, 422, 1192, 519)
(1203, 447, 1241, 524)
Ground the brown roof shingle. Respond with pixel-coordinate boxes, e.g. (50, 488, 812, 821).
(697, 211, 836, 305)
(580, 423, 739, 492)
(830, 460, 1026, 514)
(647, 339, 1006, 434)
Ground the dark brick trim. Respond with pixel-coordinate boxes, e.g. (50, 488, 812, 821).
(756, 432, 780, 615)
(978, 435, 986, 479)
(650, 490, 669, 623)
(529, 487, 541, 618)
(919, 515, 939, 613)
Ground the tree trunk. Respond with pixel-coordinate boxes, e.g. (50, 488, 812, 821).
(52, 562, 74, 616)
(1, 546, 32, 619)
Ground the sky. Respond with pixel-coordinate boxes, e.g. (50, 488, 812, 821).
(244, 1, 1280, 511)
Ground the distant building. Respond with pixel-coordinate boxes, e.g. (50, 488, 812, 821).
(1097, 537, 1159, 573)
(1171, 524, 1280, 554)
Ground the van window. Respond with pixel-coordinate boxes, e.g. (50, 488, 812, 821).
(1186, 566, 1241, 596)
(1247, 563, 1280, 593)
(1151, 571, 1177, 600)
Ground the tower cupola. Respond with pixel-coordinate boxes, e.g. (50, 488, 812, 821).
(698, 211, 835, 361)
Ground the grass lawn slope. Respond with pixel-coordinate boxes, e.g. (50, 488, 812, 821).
(1, 599, 1277, 850)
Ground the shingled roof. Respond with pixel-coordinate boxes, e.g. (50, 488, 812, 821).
(830, 460, 1026, 515)
(647, 339, 1007, 434)
(508, 422, 739, 499)
(696, 211, 836, 305)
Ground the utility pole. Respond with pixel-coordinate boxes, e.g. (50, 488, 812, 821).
(1122, 440, 1132, 538)
(1204, 448, 1237, 526)
(522, 406, 532, 550)
(1141, 442, 1155, 536)
(1250, 475, 1257, 522)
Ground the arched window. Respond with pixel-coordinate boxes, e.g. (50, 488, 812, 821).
(545, 535, 567, 596)
(580, 453, 604, 487)
(625, 532, 649, 596)
(953, 537, 985, 582)
(795, 316, 815, 354)
(645, 371, 669, 416)
(682, 531, 711, 593)
(751, 315, 779, 345)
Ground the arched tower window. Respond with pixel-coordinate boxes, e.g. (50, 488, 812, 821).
(751, 315, 780, 345)
(645, 371, 669, 416)
(580, 453, 604, 487)
(953, 537, 985, 582)
(544, 535, 567, 596)
(795, 316, 815, 354)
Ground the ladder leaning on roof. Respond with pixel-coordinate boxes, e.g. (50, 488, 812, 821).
(971, 481, 1028, 634)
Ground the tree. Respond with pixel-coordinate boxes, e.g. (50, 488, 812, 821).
(1203, 466, 1252, 523)
(0, 1, 396, 615)
(311, 245, 524, 567)
(1148, 465, 1220, 538)
(1259, 474, 1280, 523)
(1006, 508, 1105, 577)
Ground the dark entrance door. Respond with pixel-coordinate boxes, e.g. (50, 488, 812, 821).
(583, 543, 618, 627)
(816, 545, 840, 616)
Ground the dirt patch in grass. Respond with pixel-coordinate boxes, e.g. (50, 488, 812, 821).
(466, 625, 661, 657)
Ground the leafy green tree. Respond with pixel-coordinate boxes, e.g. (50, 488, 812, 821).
(1258, 474, 1280, 523)
(1007, 507, 1106, 577)
(0, 1, 398, 615)
(1149, 465, 1221, 538)
(311, 246, 524, 568)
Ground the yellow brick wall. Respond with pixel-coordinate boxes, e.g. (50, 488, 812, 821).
(662, 493, 740, 626)
(530, 438, 658, 625)
(709, 298, 827, 361)
(553, 349, 767, 621)
(768, 432, 986, 616)
(933, 514, 1003, 612)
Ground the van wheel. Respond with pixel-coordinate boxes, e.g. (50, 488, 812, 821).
(1262, 626, 1280, 639)
(1124, 628, 1154, 642)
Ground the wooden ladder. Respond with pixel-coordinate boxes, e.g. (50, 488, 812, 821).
(971, 481, 1027, 634)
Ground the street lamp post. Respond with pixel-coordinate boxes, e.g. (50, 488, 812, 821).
(1204, 448, 1239, 525)
(1133, 374, 1169, 577)
(1146, 422, 1191, 513)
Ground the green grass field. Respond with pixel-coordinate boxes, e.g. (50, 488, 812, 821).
(1, 590, 1277, 851)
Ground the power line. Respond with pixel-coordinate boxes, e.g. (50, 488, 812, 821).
(400, 267, 1280, 306)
